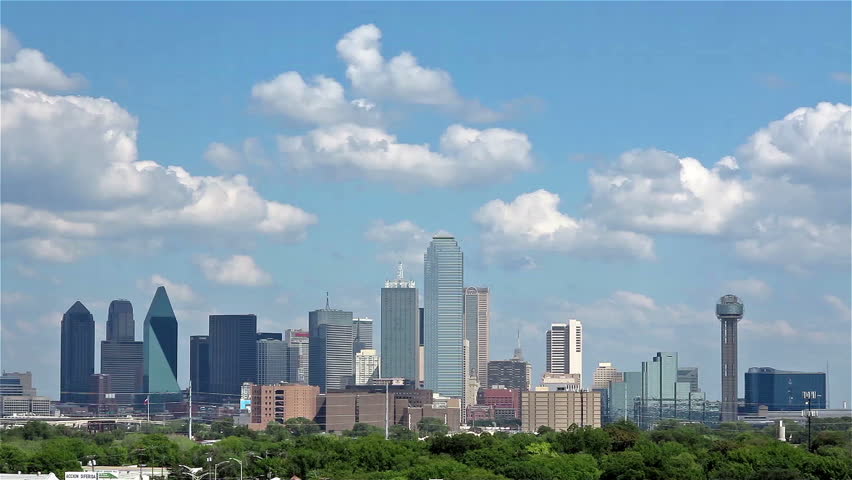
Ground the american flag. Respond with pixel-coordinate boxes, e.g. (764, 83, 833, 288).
(144, 396, 150, 405)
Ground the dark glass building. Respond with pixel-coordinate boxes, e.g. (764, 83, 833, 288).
(257, 332, 283, 341)
(60, 301, 94, 404)
(143, 287, 180, 408)
(381, 267, 418, 382)
(745, 367, 826, 412)
(309, 306, 353, 393)
(190, 335, 210, 395)
(486, 359, 530, 391)
(101, 299, 143, 406)
(209, 314, 257, 400)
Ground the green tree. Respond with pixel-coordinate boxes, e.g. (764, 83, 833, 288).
(417, 417, 449, 436)
(344, 422, 382, 437)
(388, 424, 417, 441)
(285, 417, 321, 437)
(0, 444, 28, 473)
(604, 420, 641, 452)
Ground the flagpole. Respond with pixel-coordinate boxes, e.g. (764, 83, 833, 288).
(147, 396, 150, 424)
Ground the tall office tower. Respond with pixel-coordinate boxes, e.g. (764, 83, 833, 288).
(677, 367, 700, 393)
(354, 349, 381, 385)
(546, 320, 583, 384)
(353, 317, 374, 353)
(60, 301, 94, 404)
(309, 303, 354, 393)
(593, 362, 623, 390)
(257, 339, 288, 385)
(717, 294, 744, 422)
(257, 332, 283, 341)
(209, 315, 258, 400)
(106, 300, 134, 342)
(463, 287, 490, 380)
(143, 287, 180, 407)
(418, 307, 425, 386)
(189, 335, 210, 395)
(285, 329, 310, 384)
(101, 299, 144, 406)
(381, 263, 418, 381)
(424, 235, 464, 400)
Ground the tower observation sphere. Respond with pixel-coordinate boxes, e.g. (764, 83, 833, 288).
(717, 294, 744, 423)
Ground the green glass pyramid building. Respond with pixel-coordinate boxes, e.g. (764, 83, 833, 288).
(143, 286, 180, 408)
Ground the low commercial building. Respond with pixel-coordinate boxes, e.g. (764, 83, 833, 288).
(521, 390, 602, 431)
(248, 384, 319, 430)
(744, 367, 826, 413)
(0, 395, 52, 417)
(478, 388, 520, 420)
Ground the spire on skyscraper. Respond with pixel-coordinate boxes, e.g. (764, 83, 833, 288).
(397, 261, 404, 280)
(513, 329, 523, 361)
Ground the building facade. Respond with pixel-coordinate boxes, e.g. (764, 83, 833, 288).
(143, 287, 180, 406)
(380, 265, 419, 382)
(463, 287, 490, 381)
(546, 320, 583, 385)
(354, 349, 380, 385)
(309, 307, 354, 392)
(61, 301, 95, 404)
(486, 359, 531, 391)
(209, 314, 258, 399)
(0, 371, 36, 396)
(257, 332, 283, 341)
(285, 329, 310, 384)
(353, 317, 374, 354)
(593, 362, 623, 390)
(717, 294, 744, 422)
(257, 339, 288, 385)
(424, 235, 464, 401)
(479, 388, 521, 420)
(189, 335, 210, 395)
(521, 390, 602, 431)
(249, 384, 319, 429)
(608, 371, 642, 423)
(677, 367, 700, 393)
(106, 300, 134, 342)
(744, 367, 827, 412)
(101, 299, 143, 407)
(89, 374, 116, 415)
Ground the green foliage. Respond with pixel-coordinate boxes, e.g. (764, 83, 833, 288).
(417, 416, 449, 436)
(2, 416, 850, 480)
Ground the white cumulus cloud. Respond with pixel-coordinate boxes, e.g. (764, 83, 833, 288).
(474, 189, 655, 265)
(723, 278, 772, 300)
(365, 219, 431, 269)
(197, 254, 273, 286)
(137, 275, 198, 303)
(278, 123, 532, 186)
(1, 27, 86, 91)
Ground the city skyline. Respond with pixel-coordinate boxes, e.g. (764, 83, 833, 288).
(1, 2, 849, 408)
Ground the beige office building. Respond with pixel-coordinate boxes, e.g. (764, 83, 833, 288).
(521, 390, 602, 431)
(249, 384, 319, 430)
(592, 362, 623, 390)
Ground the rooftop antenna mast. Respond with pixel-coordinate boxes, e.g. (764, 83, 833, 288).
(397, 261, 404, 280)
(326, 291, 330, 309)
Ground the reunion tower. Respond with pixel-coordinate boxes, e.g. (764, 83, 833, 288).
(717, 294, 744, 422)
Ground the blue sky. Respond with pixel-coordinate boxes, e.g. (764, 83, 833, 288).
(2, 2, 850, 407)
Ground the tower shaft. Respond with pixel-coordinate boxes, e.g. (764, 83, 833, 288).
(720, 318, 738, 422)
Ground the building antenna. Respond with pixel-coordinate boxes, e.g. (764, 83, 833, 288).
(397, 261, 404, 280)
(326, 291, 330, 309)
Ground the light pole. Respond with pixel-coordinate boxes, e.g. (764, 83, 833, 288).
(228, 458, 243, 480)
(213, 461, 228, 480)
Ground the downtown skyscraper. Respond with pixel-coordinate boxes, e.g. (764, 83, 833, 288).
(209, 314, 257, 398)
(309, 302, 354, 393)
(143, 286, 180, 407)
(463, 287, 490, 380)
(546, 320, 583, 385)
(424, 235, 464, 401)
(381, 263, 419, 382)
(101, 299, 143, 405)
(60, 301, 94, 404)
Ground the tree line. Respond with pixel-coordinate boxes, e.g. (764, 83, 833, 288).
(1, 417, 849, 480)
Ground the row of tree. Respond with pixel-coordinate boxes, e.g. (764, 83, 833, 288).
(1, 418, 849, 480)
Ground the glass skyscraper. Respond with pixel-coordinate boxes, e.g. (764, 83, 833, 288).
(424, 235, 464, 400)
(309, 306, 354, 392)
(463, 287, 490, 380)
(381, 264, 418, 381)
(143, 286, 180, 408)
(353, 317, 374, 353)
(745, 367, 826, 412)
(209, 314, 257, 399)
(189, 335, 210, 396)
(101, 299, 143, 406)
(60, 301, 94, 404)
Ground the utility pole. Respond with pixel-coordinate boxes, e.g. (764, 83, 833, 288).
(188, 381, 193, 440)
(385, 380, 390, 440)
(803, 391, 817, 452)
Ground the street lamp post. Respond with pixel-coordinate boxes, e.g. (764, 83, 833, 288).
(213, 461, 228, 480)
(228, 458, 243, 480)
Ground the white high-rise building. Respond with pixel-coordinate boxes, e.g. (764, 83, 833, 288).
(354, 349, 380, 385)
(463, 287, 490, 380)
(546, 320, 583, 386)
